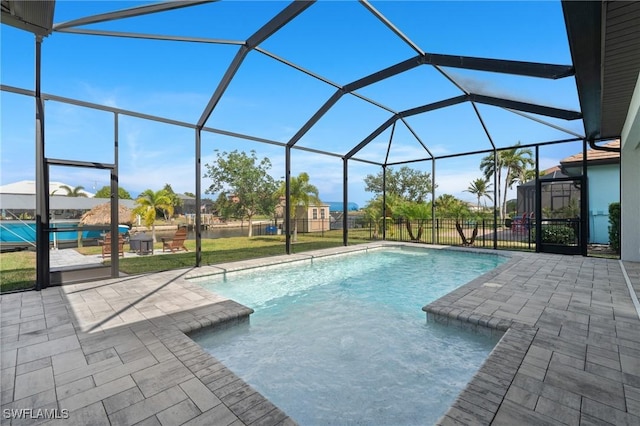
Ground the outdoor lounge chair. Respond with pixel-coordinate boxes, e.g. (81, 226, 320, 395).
(161, 227, 188, 253)
(100, 232, 125, 258)
(511, 213, 530, 233)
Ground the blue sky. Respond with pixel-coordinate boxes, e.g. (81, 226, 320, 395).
(1, 1, 586, 208)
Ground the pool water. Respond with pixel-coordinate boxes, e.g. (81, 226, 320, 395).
(191, 247, 506, 425)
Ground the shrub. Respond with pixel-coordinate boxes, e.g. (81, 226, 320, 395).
(533, 225, 576, 245)
(608, 202, 621, 253)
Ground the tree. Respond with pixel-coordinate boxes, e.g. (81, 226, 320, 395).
(480, 144, 533, 221)
(162, 184, 183, 219)
(435, 194, 477, 245)
(500, 146, 534, 219)
(278, 172, 321, 242)
(434, 194, 459, 216)
(363, 193, 401, 239)
(464, 178, 493, 210)
(510, 167, 536, 188)
(133, 189, 174, 242)
(58, 185, 88, 197)
(204, 150, 279, 237)
(394, 200, 431, 241)
(94, 186, 132, 199)
(364, 166, 434, 203)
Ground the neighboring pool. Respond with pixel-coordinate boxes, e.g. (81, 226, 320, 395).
(191, 247, 506, 425)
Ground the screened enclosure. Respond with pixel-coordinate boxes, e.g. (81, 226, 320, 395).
(2, 0, 633, 290)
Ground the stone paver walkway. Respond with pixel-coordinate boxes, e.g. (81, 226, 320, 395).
(1, 243, 639, 425)
(425, 251, 640, 425)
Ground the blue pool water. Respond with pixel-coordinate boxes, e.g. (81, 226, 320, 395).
(191, 247, 506, 425)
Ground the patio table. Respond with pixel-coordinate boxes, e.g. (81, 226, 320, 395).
(129, 233, 154, 255)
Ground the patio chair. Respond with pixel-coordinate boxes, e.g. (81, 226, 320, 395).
(161, 227, 189, 253)
(100, 232, 125, 258)
(511, 213, 529, 233)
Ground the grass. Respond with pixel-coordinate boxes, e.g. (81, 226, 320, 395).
(0, 228, 619, 293)
(0, 250, 36, 293)
(0, 232, 369, 292)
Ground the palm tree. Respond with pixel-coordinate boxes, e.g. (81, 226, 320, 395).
(395, 200, 431, 241)
(464, 178, 493, 210)
(480, 154, 502, 219)
(278, 173, 321, 242)
(500, 146, 534, 219)
(480, 144, 533, 221)
(509, 166, 536, 188)
(363, 193, 399, 239)
(133, 189, 174, 242)
(435, 194, 458, 217)
(59, 185, 88, 197)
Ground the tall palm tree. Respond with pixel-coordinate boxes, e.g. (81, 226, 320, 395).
(278, 172, 320, 242)
(480, 154, 502, 219)
(133, 189, 174, 242)
(509, 166, 536, 187)
(464, 178, 493, 210)
(500, 146, 534, 219)
(480, 144, 533, 221)
(59, 185, 88, 197)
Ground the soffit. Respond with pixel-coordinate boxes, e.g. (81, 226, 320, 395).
(563, 0, 640, 140)
(1, 0, 55, 36)
(601, 1, 640, 138)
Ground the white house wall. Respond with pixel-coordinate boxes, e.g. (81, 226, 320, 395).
(621, 72, 640, 262)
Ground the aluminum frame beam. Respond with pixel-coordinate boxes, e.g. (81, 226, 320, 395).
(345, 95, 469, 160)
(1, 84, 352, 162)
(197, 0, 314, 129)
(422, 53, 575, 79)
(34, 36, 48, 290)
(470, 94, 582, 120)
(287, 89, 344, 147)
(53, 1, 214, 31)
(54, 28, 244, 46)
(359, 0, 424, 55)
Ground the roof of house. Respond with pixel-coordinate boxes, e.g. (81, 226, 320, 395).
(0, 180, 95, 197)
(560, 140, 620, 166)
(518, 166, 569, 187)
(0, 194, 135, 210)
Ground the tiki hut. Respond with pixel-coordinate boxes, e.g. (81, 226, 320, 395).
(80, 202, 134, 226)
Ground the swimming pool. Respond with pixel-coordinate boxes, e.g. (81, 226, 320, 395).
(191, 247, 506, 424)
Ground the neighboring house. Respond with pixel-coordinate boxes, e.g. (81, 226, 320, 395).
(0, 180, 94, 197)
(274, 197, 330, 233)
(515, 141, 620, 245)
(295, 204, 331, 233)
(560, 140, 620, 244)
(0, 193, 136, 220)
(516, 166, 581, 221)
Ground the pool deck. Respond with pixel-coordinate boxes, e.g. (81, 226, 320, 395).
(1, 243, 639, 425)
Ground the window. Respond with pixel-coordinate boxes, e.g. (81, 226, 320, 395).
(312, 209, 318, 220)
(320, 209, 326, 219)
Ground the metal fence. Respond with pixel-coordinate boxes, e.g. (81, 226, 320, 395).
(363, 218, 537, 251)
(248, 217, 586, 254)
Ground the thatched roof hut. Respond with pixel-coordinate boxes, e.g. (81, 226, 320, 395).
(80, 202, 134, 226)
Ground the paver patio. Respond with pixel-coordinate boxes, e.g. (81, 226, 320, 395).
(1, 243, 639, 425)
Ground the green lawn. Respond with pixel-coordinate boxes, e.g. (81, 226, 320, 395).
(0, 232, 370, 293)
(0, 250, 36, 293)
